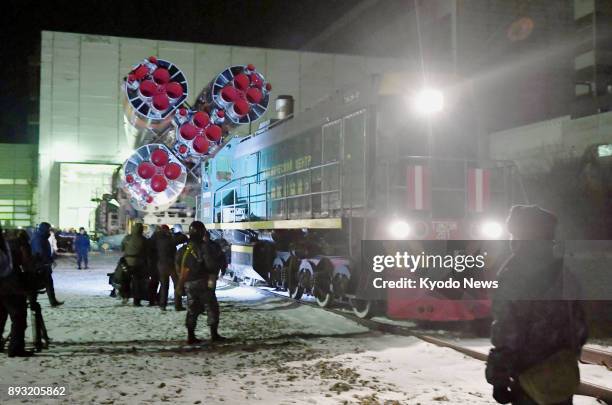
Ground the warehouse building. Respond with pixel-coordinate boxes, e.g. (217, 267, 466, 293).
(38, 30, 413, 230)
(37, 1, 595, 231)
(0, 143, 37, 228)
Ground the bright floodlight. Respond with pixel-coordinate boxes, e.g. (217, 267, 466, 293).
(412, 88, 444, 115)
(481, 221, 503, 239)
(390, 220, 411, 239)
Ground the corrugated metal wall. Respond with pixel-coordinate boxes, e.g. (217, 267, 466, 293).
(0, 143, 37, 228)
(39, 30, 413, 225)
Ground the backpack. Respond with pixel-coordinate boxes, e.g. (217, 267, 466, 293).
(518, 349, 580, 405)
(24, 254, 51, 292)
(518, 299, 583, 404)
(202, 242, 224, 274)
(112, 257, 131, 286)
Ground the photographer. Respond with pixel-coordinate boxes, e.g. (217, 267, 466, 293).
(31, 222, 63, 307)
(0, 225, 32, 357)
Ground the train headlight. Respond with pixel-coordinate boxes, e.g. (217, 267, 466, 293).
(412, 88, 444, 115)
(389, 220, 412, 239)
(481, 221, 504, 239)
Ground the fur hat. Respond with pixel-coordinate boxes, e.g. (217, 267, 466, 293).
(506, 205, 558, 240)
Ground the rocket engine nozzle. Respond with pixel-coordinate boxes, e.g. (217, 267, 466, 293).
(121, 58, 272, 211)
(121, 144, 188, 213)
(122, 57, 188, 133)
(171, 108, 225, 163)
(195, 64, 272, 128)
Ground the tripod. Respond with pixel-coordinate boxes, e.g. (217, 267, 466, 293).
(2, 291, 49, 353)
(29, 291, 49, 352)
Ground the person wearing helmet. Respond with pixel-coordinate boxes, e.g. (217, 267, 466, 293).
(176, 221, 226, 344)
(31, 222, 63, 307)
(486, 205, 588, 405)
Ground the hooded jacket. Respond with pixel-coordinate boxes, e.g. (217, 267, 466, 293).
(121, 223, 146, 267)
(31, 223, 53, 266)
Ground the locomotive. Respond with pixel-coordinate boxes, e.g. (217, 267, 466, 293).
(198, 74, 526, 320)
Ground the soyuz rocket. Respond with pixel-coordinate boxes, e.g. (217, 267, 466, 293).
(119, 56, 272, 212)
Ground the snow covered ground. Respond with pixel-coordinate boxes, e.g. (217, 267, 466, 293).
(0, 252, 606, 404)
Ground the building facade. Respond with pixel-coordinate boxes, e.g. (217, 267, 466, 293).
(0, 143, 37, 228)
(39, 31, 413, 230)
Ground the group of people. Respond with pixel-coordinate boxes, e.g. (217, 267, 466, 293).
(116, 221, 226, 343)
(0, 222, 64, 357)
(0, 207, 591, 404)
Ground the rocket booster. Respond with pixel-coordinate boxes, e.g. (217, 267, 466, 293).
(120, 58, 271, 211)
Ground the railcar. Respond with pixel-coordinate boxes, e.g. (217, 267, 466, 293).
(198, 74, 525, 320)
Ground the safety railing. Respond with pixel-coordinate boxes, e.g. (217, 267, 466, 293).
(212, 161, 342, 223)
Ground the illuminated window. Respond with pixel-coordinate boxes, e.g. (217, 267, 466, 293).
(597, 144, 612, 157)
(216, 156, 232, 181)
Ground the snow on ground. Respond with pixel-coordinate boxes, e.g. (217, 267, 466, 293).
(0, 253, 606, 404)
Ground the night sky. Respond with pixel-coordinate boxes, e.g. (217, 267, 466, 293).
(0, 1, 576, 144)
(0, 0, 366, 144)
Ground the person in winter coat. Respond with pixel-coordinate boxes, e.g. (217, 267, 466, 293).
(11, 229, 49, 352)
(155, 225, 184, 311)
(176, 222, 226, 344)
(74, 227, 91, 270)
(0, 224, 32, 357)
(120, 223, 147, 306)
(486, 205, 588, 405)
(31, 222, 63, 307)
(145, 225, 159, 306)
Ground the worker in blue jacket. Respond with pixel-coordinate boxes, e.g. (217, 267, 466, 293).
(31, 222, 63, 307)
(74, 227, 91, 270)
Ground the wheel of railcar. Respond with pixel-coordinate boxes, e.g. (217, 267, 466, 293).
(315, 291, 333, 307)
(289, 282, 304, 300)
(286, 255, 302, 299)
(314, 258, 334, 308)
(271, 262, 283, 289)
(270, 257, 284, 289)
(349, 298, 375, 319)
(333, 274, 350, 300)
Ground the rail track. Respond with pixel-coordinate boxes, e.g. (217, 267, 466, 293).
(251, 285, 612, 403)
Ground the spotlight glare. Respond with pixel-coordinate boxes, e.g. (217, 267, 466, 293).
(481, 221, 503, 239)
(411, 88, 444, 115)
(389, 220, 411, 239)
